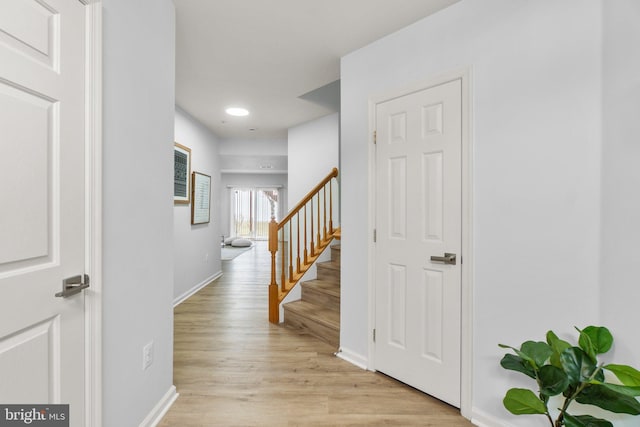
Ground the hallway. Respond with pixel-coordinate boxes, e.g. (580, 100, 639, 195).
(159, 242, 472, 426)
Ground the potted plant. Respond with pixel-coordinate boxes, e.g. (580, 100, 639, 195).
(499, 326, 640, 426)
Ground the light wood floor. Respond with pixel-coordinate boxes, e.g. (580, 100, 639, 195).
(159, 242, 473, 426)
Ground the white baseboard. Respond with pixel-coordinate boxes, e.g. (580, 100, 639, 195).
(173, 271, 222, 307)
(139, 385, 178, 427)
(471, 408, 516, 427)
(335, 347, 368, 370)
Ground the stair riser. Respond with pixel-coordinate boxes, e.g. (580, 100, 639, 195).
(283, 309, 339, 348)
(317, 264, 340, 282)
(282, 243, 340, 349)
(331, 247, 340, 266)
(302, 286, 340, 312)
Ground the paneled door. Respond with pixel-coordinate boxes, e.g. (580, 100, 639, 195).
(0, 0, 88, 424)
(374, 79, 462, 407)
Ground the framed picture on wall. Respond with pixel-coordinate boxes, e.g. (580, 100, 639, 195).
(191, 171, 211, 225)
(174, 142, 191, 204)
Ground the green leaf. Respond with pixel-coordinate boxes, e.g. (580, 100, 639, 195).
(604, 364, 640, 386)
(500, 354, 536, 379)
(576, 327, 597, 362)
(538, 365, 569, 396)
(561, 347, 597, 384)
(547, 330, 572, 368)
(564, 413, 613, 427)
(499, 343, 535, 365)
(578, 326, 613, 356)
(503, 388, 547, 415)
(520, 341, 553, 368)
(576, 383, 640, 414)
(593, 382, 640, 397)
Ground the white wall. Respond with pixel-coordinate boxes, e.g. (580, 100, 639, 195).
(341, 1, 603, 425)
(220, 173, 288, 238)
(174, 106, 222, 303)
(219, 137, 288, 156)
(102, 0, 175, 425)
(285, 113, 340, 305)
(288, 113, 340, 206)
(219, 137, 287, 174)
(600, 2, 640, 425)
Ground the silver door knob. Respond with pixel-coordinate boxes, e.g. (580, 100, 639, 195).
(430, 253, 456, 265)
(55, 274, 90, 298)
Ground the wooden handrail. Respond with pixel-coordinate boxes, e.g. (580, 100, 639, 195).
(268, 168, 340, 323)
(278, 167, 338, 225)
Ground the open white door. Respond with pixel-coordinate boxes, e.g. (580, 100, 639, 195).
(0, 0, 88, 424)
(374, 79, 462, 407)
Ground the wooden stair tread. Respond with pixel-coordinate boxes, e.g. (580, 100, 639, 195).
(317, 260, 340, 271)
(283, 300, 340, 330)
(302, 279, 340, 297)
(301, 279, 340, 313)
(280, 228, 341, 347)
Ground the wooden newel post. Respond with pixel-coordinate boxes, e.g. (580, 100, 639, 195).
(268, 217, 279, 323)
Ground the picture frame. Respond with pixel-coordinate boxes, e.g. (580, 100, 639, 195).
(174, 142, 191, 204)
(191, 171, 211, 225)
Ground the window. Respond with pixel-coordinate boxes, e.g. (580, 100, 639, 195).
(231, 188, 278, 240)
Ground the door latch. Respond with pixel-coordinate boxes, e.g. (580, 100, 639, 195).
(55, 274, 90, 298)
(430, 253, 457, 265)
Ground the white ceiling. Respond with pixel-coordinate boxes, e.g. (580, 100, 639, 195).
(174, 0, 459, 140)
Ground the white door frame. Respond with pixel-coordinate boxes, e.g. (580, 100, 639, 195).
(84, 1, 103, 426)
(367, 68, 473, 419)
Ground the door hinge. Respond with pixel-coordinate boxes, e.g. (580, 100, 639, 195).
(373, 130, 377, 144)
(373, 229, 377, 242)
(55, 274, 90, 298)
(373, 329, 376, 342)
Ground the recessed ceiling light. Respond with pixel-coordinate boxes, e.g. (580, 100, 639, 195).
(225, 107, 249, 117)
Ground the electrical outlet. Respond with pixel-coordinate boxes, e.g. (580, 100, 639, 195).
(205, 252, 209, 261)
(142, 341, 154, 370)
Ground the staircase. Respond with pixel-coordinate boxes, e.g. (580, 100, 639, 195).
(283, 244, 340, 348)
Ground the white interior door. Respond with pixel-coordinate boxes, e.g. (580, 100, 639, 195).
(374, 79, 462, 407)
(0, 0, 87, 423)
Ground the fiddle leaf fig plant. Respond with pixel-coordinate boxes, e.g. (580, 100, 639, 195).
(499, 326, 640, 427)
